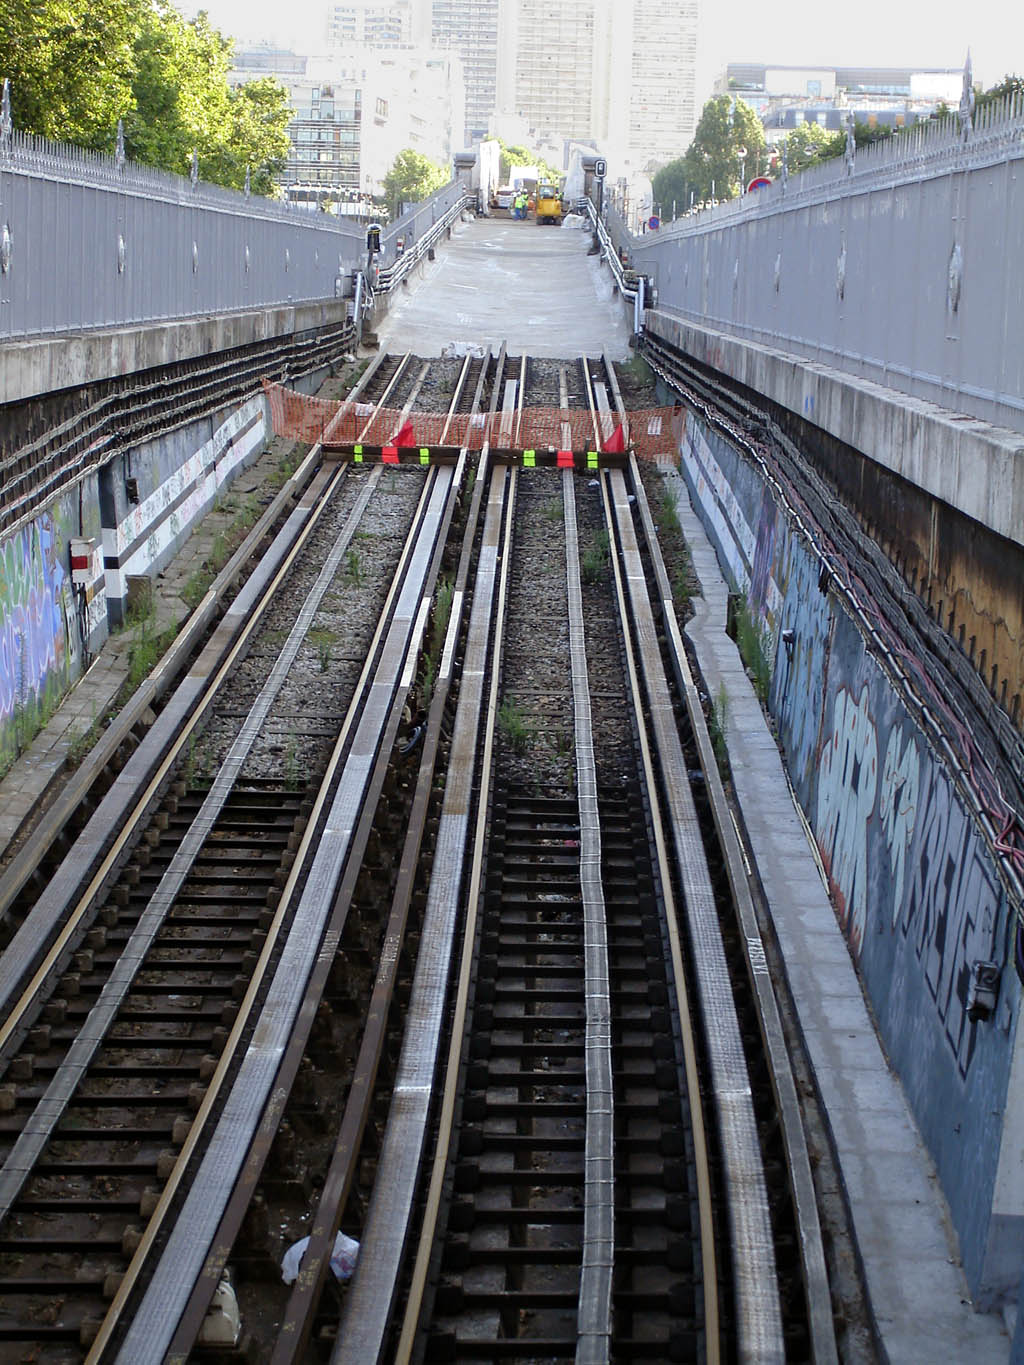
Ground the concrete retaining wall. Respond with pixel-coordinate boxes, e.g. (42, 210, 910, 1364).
(0, 369, 311, 763)
(676, 401, 1024, 1307)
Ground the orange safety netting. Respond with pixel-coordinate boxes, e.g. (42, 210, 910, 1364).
(262, 381, 683, 461)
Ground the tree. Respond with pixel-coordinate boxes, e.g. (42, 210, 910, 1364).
(382, 149, 448, 218)
(778, 117, 895, 175)
(0, 0, 290, 193)
(976, 74, 1024, 110)
(779, 120, 841, 173)
(681, 96, 769, 203)
(125, 5, 288, 190)
(0, 0, 146, 146)
(652, 158, 693, 217)
(497, 139, 561, 185)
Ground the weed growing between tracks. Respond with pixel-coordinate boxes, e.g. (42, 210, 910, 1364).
(498, 698, 531, 753)
(581, 529, 610, 585)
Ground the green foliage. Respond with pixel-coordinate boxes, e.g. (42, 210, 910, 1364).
(125, 5, 290, 189)
(0, 0, 145, 146)
(383, 148, 447, 218)
(0, 0, 290, 193)
(709, 683, 729, 778)
(498, 698, 530, 753)
(123, 602, 178, 696)
(66, 712, 103, 768)
(182, 566, 214, 610)
(733, 595, 771, 702)
(652, 158, 692, 217)
(430, 577, 454, 658)
(580, 530, 610, 585)
(421, 651, 437, 708)
(309, 628, 336, 672)
(496, 138, 561, 185)
(975, 74, 1024, 109)
(779, 120, 842, 173)
(677, 96, 769, 204)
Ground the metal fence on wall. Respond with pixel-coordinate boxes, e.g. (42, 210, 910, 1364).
(0, 127, 461, 341)
(630, 94, 1024, 434)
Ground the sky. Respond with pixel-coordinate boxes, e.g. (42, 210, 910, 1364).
(184, 0, 1023, 99)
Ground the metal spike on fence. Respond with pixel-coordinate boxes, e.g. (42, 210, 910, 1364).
(0, 79, 12, 155)
(959, 50, 975, 137)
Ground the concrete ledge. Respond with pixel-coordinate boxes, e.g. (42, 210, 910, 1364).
(0, 298, 351, 405)
(644, 306, 1024, 553)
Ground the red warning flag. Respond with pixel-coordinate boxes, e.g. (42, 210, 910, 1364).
(604, 423, 625, 454)
(395, 419, 417, 447)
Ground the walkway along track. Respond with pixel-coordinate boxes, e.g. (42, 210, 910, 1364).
(0, 350, 834, 1362)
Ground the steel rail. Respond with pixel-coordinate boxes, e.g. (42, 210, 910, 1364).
(0, 345, 404, 1052)
(602, 461, 784, 1361)
(108, 460, 460, 1364)
(0, 461, 382, 1230)
(0, 459, 349, 1066)
(174, 345, 496, 1364)
(562, 410, 614, 1362)
(588, 408, 721, 1362)
(73, 363, 430, 1359)
(0, 349, 392, 942)
(602, 353, 837, 1364)
(336, 361, 519, 1365)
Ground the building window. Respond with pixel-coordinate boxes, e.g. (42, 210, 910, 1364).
(376, 97, 389, 117)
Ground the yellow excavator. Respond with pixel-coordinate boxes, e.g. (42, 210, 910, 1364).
(534, 182, 564, 225)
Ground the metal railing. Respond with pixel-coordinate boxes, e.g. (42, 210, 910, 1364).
(627, 90, 1024, 431)
(0, 123, 367, 340)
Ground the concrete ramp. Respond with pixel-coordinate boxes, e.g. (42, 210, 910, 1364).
(377, 214, 633, 359)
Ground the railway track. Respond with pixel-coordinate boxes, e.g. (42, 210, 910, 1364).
(0, 351, 834, 1363)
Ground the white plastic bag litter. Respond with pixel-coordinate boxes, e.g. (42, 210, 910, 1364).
(281, 1231, 360, 1285)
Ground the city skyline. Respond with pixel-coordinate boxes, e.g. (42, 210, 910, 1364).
(180, 0, 1022, 100)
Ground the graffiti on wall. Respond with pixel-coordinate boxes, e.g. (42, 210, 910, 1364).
(816, 685, 879, 953)
(881, 725, 920, 921)
(814, 674, 1003, 1079)
(902, 761, 1004, 1078)
(0, 513, 69, 719)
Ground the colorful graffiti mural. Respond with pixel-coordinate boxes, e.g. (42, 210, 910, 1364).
(0, 513, 69, 721)
(677, 396, 1020, 1300)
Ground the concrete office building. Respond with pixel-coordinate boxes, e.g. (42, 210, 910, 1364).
(230, 45, 465, 204)
(427, 0, 699, 173)
(429, 0, 501, 145)
(718, 63, 964, 147)
(325, 0, 433, 49)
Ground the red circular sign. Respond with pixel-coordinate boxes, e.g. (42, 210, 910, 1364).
(747, 176, 772, 192)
